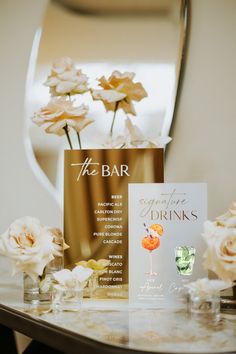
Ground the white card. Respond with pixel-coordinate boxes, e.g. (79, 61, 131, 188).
(128, 183, 207, 307)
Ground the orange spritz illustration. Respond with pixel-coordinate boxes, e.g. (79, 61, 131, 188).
(142, 223, 164, 276)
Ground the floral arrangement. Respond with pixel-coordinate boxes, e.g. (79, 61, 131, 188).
(32, 57, 171, 149)
(0, 216, 66, 279)
(202, 202, 236, 283)
(185, 202, 236, 306)
(32, 57, 92, 149)
(53, 266, 93, 290)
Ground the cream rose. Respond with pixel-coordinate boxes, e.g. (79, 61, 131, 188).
(32, 97, 93, 136)
(47, 227, 69, 256)
(44, 57, 89, 96)
(202, 220, 236, 282)
(0, 217, 56, 278)
(216, 202, 236, 227)
(91, 70, 147, 115)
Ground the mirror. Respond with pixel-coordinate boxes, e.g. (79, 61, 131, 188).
(26, 0, 189, 275)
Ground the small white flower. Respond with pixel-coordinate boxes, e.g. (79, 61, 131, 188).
(104, 118, 171, 148)
(53, 266, 93, 289)
(185, 278, 231, 299)
(44, 57, 89, 96)
(0, 217, 56, 278)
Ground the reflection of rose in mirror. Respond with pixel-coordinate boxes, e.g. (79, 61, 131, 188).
(142, 223, 164, 276)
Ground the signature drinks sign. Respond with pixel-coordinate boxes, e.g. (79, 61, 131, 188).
(128, 183, 207, 307)
(64, 149, 164, 299)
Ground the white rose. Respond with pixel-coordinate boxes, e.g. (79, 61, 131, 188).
(202, 221, 236, 282)
(44, 57, 89, 96)
(0, 217, 55, 279)
(216, 202, 236, 227)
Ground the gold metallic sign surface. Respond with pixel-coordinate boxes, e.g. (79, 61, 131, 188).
(64, 148, 164, 298)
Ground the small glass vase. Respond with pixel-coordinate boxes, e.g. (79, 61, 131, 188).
(23, 273, 40, 305)
(87, 273, 99, 298)
(188, 293, 220, 315)
(23, 271, 53, 305)
(52, 285, 83, 312)
(23, 228, 65, 305)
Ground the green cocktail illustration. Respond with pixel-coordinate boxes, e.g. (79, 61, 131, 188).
(174, 246, 196, 276)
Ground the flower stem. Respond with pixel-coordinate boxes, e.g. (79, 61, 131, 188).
(110, 101, 120, 137)
(63, 124, 73, 150)
(77, 132, 82, 149)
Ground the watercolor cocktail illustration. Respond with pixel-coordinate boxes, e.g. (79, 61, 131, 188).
(141, 223, 164, 276)
(174, 246, 196, 283)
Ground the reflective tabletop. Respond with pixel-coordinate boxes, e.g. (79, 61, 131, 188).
(0, 257, 235, 354)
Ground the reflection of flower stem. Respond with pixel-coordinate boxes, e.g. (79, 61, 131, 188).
(77, 132, 82, 149)
(149, 251, 154, 275)
(63, 124, 73, 150)
(110, 101, 120, 137)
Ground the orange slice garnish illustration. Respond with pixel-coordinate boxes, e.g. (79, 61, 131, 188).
(149, 224, 164, 236)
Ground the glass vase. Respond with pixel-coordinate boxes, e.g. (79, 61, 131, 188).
(189, 293, 220, 315)
(23, 271, 52, 305)
(40, 227, 65, 303)
(23, 228, 65, 305)
(23, 273, 40, 305)
(52, 285, 83, 312)
(88, 273, 99, 298)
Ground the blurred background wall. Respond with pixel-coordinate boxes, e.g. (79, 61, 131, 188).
(0, 0, 62, 232)
(165, 0, 236, 219)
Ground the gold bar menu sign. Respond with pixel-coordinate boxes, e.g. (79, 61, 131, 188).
(64, 149, 164, 299)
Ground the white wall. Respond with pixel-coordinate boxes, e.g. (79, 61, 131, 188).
(0, 0, 61, 232)
(0, 1, 59, 351)
(166, 0, 236, 219)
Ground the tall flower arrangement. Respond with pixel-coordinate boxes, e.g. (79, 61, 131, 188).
(32, 57, 93, 149)
(32, 57, 171, 150)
